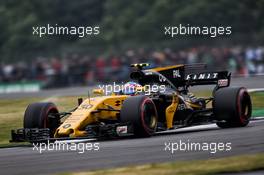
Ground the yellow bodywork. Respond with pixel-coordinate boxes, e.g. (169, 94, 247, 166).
(165, 95, 203, 129)
(148, 64, 184, 72)
(54, 64, 204, 137)
(54, 95, 128, 138)
(165, 93, 179, 129)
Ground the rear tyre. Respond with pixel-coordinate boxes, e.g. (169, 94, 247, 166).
(120, 96, 158, 137)
(24, 102, 60, 137)
(213, 87, 252, 128)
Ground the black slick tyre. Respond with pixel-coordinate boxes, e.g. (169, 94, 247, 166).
(120, 96, 158, 137)
(24, 102, 60, 137)
(213, 87, 252, 128)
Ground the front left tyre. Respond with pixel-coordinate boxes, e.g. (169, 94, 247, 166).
(24, 102, 60, 137)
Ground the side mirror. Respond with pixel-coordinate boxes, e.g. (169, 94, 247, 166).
(93, 88, 104, 95)
(78, 98, 83, 105)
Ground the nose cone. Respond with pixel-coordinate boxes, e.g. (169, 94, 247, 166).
(54, 98, 99, 138)
(56, 124, 73, 136)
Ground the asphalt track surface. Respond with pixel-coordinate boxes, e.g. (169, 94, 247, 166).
(0, 119, 263, 175)
(0, 76, 263, 99)
(0, 76, 263, 175)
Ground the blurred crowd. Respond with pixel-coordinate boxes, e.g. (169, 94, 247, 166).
(0, 46, 264, 88)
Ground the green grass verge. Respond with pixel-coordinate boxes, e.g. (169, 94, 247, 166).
(253, 109, 264, 117)
(250, 91, 264, 117)
(0, 91, 263, 147)
(193, 91, 264, 117)
(0, 96, 85, 147)
(60, 153, 264, 175)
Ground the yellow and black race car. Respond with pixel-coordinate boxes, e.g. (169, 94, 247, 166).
(11, 63, 252, 142)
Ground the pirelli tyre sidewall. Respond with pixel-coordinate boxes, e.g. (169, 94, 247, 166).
(213, 87, 252, 128)
(24, 102, 60, 137)
(120, 96, 158, 137)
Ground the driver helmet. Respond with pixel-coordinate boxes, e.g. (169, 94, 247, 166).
(122, 81, 142, 95)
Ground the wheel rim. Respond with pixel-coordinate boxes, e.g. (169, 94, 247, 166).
(238, 90, 251, 124)
(143, 103, 157, 129)
(141, 99, 157, 134)
(45, 107, 59, 136)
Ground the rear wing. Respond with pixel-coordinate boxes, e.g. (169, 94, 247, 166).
(184, 64, 231, 87)
(185, 71, 231, 87)
(131, 63, 231, 89)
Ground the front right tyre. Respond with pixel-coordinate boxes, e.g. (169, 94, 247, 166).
(120, 96, 158, 137)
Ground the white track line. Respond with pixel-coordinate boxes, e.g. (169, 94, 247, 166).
(248, 88, 264, 92)
(55, 138, 96, 144)
(40, 95, 58, 102)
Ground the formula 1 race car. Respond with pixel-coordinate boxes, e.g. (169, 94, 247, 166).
(10, 63, 252, 142)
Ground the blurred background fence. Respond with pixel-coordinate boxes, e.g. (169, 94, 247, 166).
(0, 0, 263, 89)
